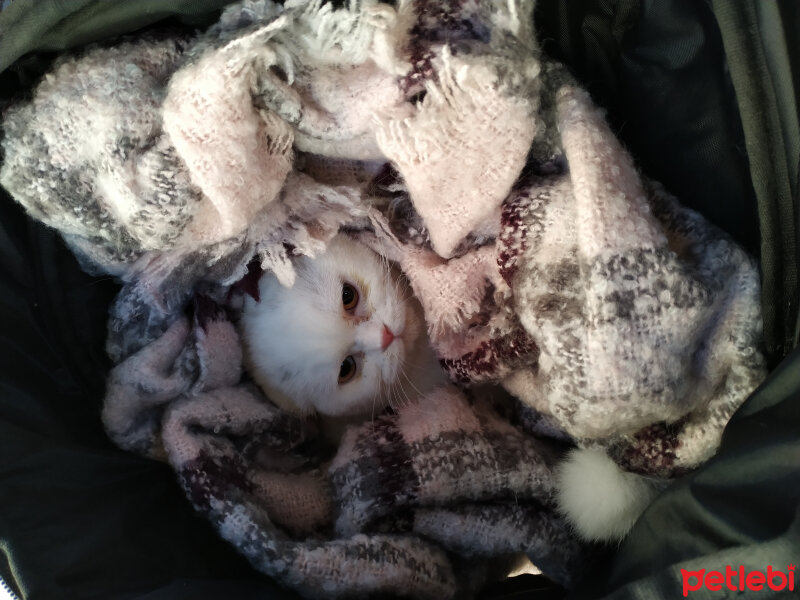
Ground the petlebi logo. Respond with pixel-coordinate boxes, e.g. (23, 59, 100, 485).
(681, 564, 795, 596)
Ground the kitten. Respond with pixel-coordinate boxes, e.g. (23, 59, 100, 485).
(240, 234, 444, 426)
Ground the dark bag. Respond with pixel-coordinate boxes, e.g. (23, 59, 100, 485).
(0, 1, 797, 599)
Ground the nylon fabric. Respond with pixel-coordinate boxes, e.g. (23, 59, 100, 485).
(0, 0, 237, 116)
(711, 0, 799, 366)
(0, 0, 236, 72)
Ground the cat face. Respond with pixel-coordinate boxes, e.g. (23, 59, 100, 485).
(241, 235, 431, 417)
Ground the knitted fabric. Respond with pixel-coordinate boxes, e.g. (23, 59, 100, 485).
(0, 0, 765, 598)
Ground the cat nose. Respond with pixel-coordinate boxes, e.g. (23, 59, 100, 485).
(381, 324, 395, 351)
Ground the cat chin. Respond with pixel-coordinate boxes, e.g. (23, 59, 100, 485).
(246, 368, 314, 417)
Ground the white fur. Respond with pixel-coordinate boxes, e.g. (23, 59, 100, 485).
(240, 234, 443, 418)
(556, 448, 662, 542)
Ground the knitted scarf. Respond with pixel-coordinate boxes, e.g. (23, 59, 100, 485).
(0, 1, 765, 598)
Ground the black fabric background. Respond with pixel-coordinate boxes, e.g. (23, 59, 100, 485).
(0, 1, 797, 599)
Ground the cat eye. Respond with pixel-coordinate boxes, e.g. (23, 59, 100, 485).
(338, 355, 357, 384)
(342, 282, 359, 312)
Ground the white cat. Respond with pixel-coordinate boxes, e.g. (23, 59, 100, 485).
(240, 234, 444, 423)
(241, 235, 659, 539)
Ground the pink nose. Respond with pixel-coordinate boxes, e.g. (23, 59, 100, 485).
(381, 324, 395, 351)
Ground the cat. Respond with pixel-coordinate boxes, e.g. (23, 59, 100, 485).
(240, 234, 659, 539)
(239, 234, 445, 428)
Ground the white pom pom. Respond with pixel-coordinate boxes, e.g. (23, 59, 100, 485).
(556, 448, 662, 542)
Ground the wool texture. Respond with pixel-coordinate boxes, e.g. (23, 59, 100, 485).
(0, 0, 765, 598)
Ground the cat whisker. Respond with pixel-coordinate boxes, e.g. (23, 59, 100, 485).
(388, 376, 411, 412)
(398, 358, 427, 402)
(371, 379, 380, 425)
(398, 350, 436, 374)
(396, 361, 423, 410)
(387, 382, 400, 412)
(374, 372, 387, 420)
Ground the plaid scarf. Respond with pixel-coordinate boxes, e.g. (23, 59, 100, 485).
(0, 1, 765, 597)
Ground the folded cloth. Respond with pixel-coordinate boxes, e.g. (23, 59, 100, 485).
(368, 66, 765, 478)
(0, 0, 765, 597)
